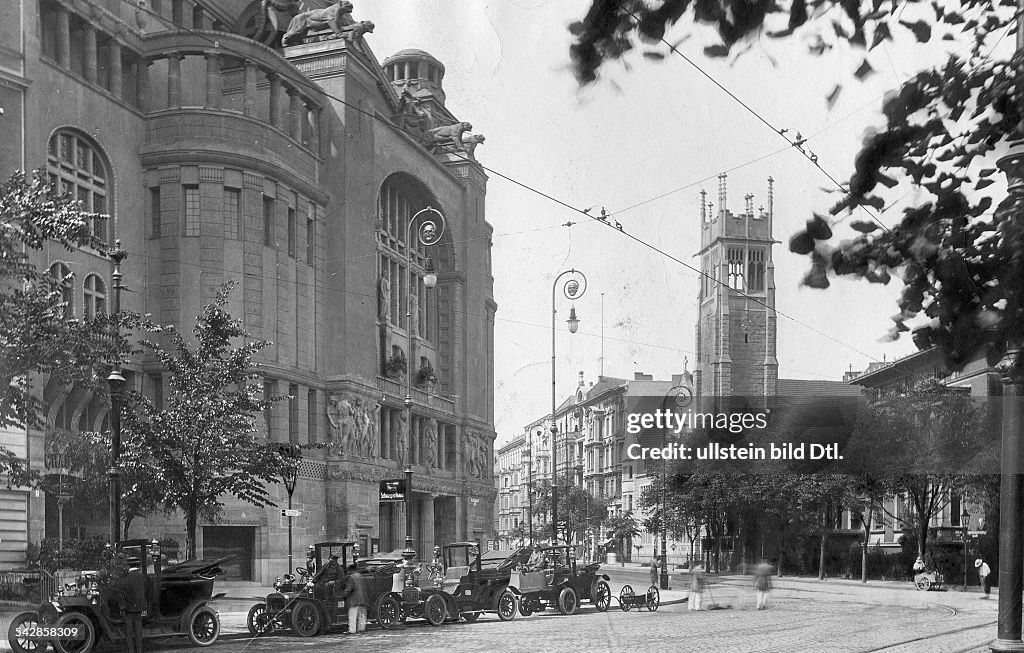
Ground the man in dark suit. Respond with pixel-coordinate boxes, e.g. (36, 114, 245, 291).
(122, 563, 153, 653)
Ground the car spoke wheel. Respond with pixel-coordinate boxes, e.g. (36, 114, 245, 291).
(246, 603, 274, 636)
(52, 612, 95, 653)
(423, 594, 447, 626)
(646, 585, 661, 612)
(187, 606, 220, 647)
(557, 587, 578, 615)
(291, 601, 321, 638)
(461, 610, 481, 622)
(619, 585, 634, 612)
(8, 611, 48, 653)
(593, 581, 610, 613)
(496, 589, 518, 621)
(376, 595, 402, 629)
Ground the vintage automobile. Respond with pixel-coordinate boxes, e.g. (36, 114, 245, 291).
(437, 542, 527, 622)
(512, 545, 611, 616)
(247, 542, 447, 637)
(8, 538, 229, 653)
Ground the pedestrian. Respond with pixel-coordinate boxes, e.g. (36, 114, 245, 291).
(976, 558, 991, 599)
(344, 565, 369, 633)
(688, 564, 705, 611)
(753, 561, 774, 610)
(121, 561, 152, 653)
(650, 557, 660, 588)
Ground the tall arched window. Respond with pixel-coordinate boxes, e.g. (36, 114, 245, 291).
(48, 262, 74, 319)
(47, 130, 110, 245)
(83, 273, 106, 318)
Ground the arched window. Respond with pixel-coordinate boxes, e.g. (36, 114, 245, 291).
(48, 262, 74, 319)
(47, 130, 110, 245)
(83, 273, 106, 318)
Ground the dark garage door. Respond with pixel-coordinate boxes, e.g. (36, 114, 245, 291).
(203, 526, 254, 580)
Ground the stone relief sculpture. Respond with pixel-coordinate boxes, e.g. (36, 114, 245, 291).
(395, 89, 436, 134)
(281, 0, 354, 46)
(241, 0, 299, 47)
(326, 394, 357, 455)
(326, 394, 380, 458)
(365, 402, 380, 458)
(395, 411, 409, 468)
(423, 419, 438, 468)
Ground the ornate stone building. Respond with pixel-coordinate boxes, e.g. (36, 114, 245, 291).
(2, 0, 496, 578)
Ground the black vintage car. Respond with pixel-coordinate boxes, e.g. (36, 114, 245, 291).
(512, 545, 611, 616)
(437, 542, 526, 622)
(247, 542, 447, 637)
(8, 538, 229, 653)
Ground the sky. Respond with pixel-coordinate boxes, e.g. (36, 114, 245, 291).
(355, 0, 1010, 445)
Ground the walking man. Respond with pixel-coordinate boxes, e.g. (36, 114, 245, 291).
(753, 561, 774, 610)
(344, 565, 369, 633)
(976, 558, 991, 598)
(122, 562, 152, 653)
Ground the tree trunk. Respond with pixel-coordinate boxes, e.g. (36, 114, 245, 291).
(818, 529, 827, 580)
(861, 512, 872, 584)
(918, 519, 929, 559)
(186, 509, 198, 560)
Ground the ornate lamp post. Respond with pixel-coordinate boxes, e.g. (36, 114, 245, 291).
(551, 270, 586, 545)
(401, 207, 445, 564)
(106, 240, 127, 546)
(661, 385, 692, 589)
(280, 443, 301, 571)
(962, 508, 971, 592)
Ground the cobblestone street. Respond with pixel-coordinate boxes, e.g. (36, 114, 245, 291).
(5, 573, 997, 653)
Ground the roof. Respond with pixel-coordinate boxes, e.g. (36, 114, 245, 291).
(776, 379, 866, 397)
(383, 49, 444, 71)
(585, 376, 628, 400)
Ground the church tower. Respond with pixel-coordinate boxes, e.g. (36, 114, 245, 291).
(694, 175, 779, 407)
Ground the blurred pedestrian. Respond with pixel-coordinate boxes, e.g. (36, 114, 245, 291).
(688, 564, 705, 611)
(650, 557, 660, 588)
(976, 558, 991, 599)
(753, 561, 774, 610)
(344, 565, 369, 633)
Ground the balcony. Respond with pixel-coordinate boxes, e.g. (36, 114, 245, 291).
(376, 376, 455, 413)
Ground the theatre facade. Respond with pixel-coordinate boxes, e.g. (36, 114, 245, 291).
(1, 0, 497, 579)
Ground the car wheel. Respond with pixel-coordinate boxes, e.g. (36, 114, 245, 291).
(619, 584, 634, 612)
(915, 577, 931, 591)
(376, 594, 402, 629)
(187, 606, 220, 647)
(462, 610, 481, 622)
(593, 581, 611, 613)
(8, 611, 48, 653)
(291, 601, 321, 638)
(496, 589, 518, 621)
(52, 612, 95, 653)
(246, 603, 274, 636)
(424, 594, 447, 626)
(646, 585, 661, 612)
(557, 587, 578, 615)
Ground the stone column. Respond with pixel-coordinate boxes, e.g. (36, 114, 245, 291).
(56, 6, 70, 67)
(243, 62, 258, 116)
(288, 87, 302, 141)
(204, 53, 221, 109)
(136, 58, 151, 112)
(83, 25, 97, 84)
(380, 407, 390, 460)
(167, 54, 182, 108)
(268, 74, 282, 129)
(439, 423, 447, 470)
(304, 101, 316, 147)
(109, 41, 123, 99)
(422, 495, 436, 553)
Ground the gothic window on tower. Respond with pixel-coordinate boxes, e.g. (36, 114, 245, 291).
(747, 248, 765, 292)
(727, 247, 745, 290)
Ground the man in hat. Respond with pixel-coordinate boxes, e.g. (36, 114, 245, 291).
(121, 562, 152, 653)
(976, 558, 991, 598)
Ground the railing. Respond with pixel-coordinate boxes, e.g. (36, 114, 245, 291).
(0, 569, 54, 603)
(376, 376, 456, 412)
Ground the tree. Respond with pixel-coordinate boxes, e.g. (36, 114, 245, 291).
(568, 1, 1024, 379)
(604, 511, 641, 558)
(0, 171, 130, 446)
(534, 479, 607, 545)
(120, 285, 287, 559)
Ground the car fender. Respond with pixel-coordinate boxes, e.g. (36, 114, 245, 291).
(500, 586, 522, 597)
(178, 600, 217, 634)
(599, 573, 610, 581)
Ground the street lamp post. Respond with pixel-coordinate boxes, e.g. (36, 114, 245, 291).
(661, 385, 692, 590)
(280, 443, 300, 572)
(551, 270, 586, 545)
(528, 430, 536, 547)
(106, 240, 127, 547)
(963, 508, 971, 592)
(401, 206, 445, 564)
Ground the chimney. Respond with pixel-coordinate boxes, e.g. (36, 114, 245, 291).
(633, 372, 653, 381)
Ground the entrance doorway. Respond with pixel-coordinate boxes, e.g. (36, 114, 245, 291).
(202, 526, 254, 580)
